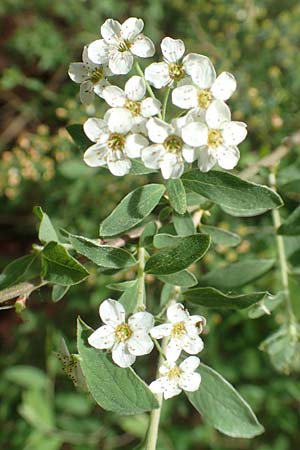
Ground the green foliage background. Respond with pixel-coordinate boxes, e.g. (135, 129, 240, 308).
(0, 1, 300, 449)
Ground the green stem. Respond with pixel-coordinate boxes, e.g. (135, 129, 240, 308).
(269, 172, 295, 322)
(134, 61, 162, 119)
(161, 87, 171, 121)
(136, 246, 146, 310)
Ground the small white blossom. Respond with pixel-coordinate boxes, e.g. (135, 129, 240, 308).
(88, 299, 154, 368)
(172, 55, 236, 111)
(68, 45, 112, 104)
(182, 100, 247, 172)
(142, 116, 200, 179)
(102, 76, 161, 134)
(145, 37, 212, 89)
(88, 18, 155, 75)
(83, 108, 148, 176)
(150, 303, 206, 361)
(149, 356, 201, 399)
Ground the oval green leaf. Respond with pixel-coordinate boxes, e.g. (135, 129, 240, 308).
(158, 270, 198, 287)
(166, 179, 187, 215)
(201, 225, 241, 247)
(278, 205, 300, 236)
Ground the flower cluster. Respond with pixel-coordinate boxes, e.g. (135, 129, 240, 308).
(88, 300, 206, 399)
(69, 17, 247, 179)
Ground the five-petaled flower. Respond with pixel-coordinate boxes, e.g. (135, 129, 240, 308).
(88, 18, 155, 75)
(83, 108, 148, 176)
(68, 45, 112, 104)
(149, 356, 201, 399)
(88, 299, 154, 368)
(150, 303, 206, 361)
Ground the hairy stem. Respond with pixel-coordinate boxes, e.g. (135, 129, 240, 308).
(161, 87, 171, 121)
(134, 61, 162, 119)
(136, 246, 146, 310)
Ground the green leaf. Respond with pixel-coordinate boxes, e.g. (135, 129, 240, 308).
(173, 212, 195, 236)
(41, 242, 89, 286)
(0, 255, 36, 290)
(100, 184, 165, 237)
(158, 270, 197, 287)
(107, 280, 137, 292)
(277, 205, 300, 236)
(4, 365, 48, 389)
(201, 225, 241, 247)
(220, 205, 270, 217)
(119, 279, 141, 314)
(186, 363, 264, 438)
(153, 233, 178, 249)
(52, 285, 70, 302)
(166, 179, 187, 214)
(77, 319, 158, 415)
(139, 222, 157, 247)
(20, 389, 55, 431)
(197, 259, 275, 290)
(248, 291, 285, 319)
(34, 206, 59, 243)
(182, 170, 283, 214)
(69, 234, 136, 269)
(67, 124, 91, 151)
(183, 286, 266, 309)
(130, 159, 158, 175)
(145, 234, 210, 275)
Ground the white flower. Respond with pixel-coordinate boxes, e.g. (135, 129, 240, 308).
(142, 116, 200, 179)
(102, 76, 161, 134)
(87, 18, 155, 75)
(149, 356, 201, 399)
(68, 45, 112, 104)
(172, 55, 236, 111)
(182, 100, 247, 172)
(150, 303, 206, 361)
(83, 108, 148, 176)
(88, 299, 154, 368)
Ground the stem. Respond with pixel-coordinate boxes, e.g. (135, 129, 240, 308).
(136, 246, 145, 310)
(269, 172, 295, 322)
(134, 61, 162, 119)
(161, 87, 171, 121)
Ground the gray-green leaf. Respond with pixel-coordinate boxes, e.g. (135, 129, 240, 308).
(34, 206, 59, 243)
(201, 225, 241, 247)
(277, 205, 300, 236)
(158, 270, 198, 287)
(166, 179, 187, 214)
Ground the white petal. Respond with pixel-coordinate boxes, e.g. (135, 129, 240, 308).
(159, 360, 174, 375)
(197, 148, 217, 172)
(131, 116, 148, 134)
(183, 54, 216, 88)
(221, 121, 247, 146)
(88, 325, 115, 349)
(149, 376, 168, 394)
(182, 122, 208, 147)
(179, 356, 200, 372)
(107, 108, 133, 134)
(107, 156, 131, 176)
(205, 100, 231, 129)
(80, 81, 95, 105)
(145, 62, 170, 89)
(167, 303, 189, 323)
(101, 19, 121, 44)
(166, 338, 182, 362)
(179, 372, 201, 392)
(125, 75, 146, 101)
(102, 85, 126, 107)
(182, 145, 200, 163)
(82, 45, 91, 64)
(127, 332, 154, 356)
(88, 39, 109, 64)
(181, 335, 204, 355)
(83, 118, 109, 142)
(172, 85, 198, 109)
(161, 153, 184, 179)
(68, 63, 88, 83)
(150, 323, 172, 339)
(217, 145, 240, 170)
(142, 144, 165, 169)
(186, 315, 206, 336)
(124, 133, 148, 158)
(121, 17, 144, 41)
(131, 35, 155, 58)
(112, 342, 136, 368)
(161, 37, 185, 63)
(83, 143, 108, 167)
(129, 311, 154, 331)
(140, 98, 161, 118)
(99, 299, 125, 327)
(146, 117, 172, 144)
(186, 108, 206, 123)
(109, 50, 134, 75)
(93, 79, 110, 99)
(171, 115, 190, 132)
(163, 381, 182, 399)
(211, 72, 237, 101)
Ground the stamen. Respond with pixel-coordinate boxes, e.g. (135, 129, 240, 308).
(115, 323, 133, 342)
(107, 133, 125, 151)
(89, 67, 104, 84)
(118, 39, 132, 52)
(208, 129, 223, 148)
(125, 100, 141, 116)
(168, 366, 182, 380)
(198, 89, 213, 108)
(164, 135, 183, 154)
(168, 63, 185, 81)
(171, 321, 186, 338)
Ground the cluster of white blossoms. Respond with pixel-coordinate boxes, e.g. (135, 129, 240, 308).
(88, 300, 206, 399)
(69, 17, 247, 177)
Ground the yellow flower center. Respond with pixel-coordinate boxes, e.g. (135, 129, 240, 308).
(107, 133, 125, 151)
(168, 366, 182, 380)
(208, 129, 223, 148)
(125, 100, 141, 116)
(164, 135, 183, 154)
(89, 67, 104, 84)
(114, 323, 133, 342)
(198, 89, 213, 108)
(118, 39, 132, 52)
(171, 321, 186, 338)
(168, 63, 185, 81)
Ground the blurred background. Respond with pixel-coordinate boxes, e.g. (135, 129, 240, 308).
(1, 1, 300, 449)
